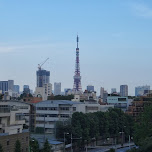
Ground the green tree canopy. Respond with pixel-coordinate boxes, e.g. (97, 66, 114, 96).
(30, 138, 39, 152)
(0, 144, 3, 152)
(14, 140, 21, 152)
(42, 139, 52, 152)
(134, 105, 152, 145)
(56, 108, 134, 148)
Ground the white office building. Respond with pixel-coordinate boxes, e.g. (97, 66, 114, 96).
(35, 100, 114, 134)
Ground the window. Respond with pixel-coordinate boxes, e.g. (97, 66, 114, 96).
(118, 98, 126, 101)
(73, 107, 76, 111)
(7, 140, 9, 145)
(60, 107, 69, 111)
(18, 128, 20, 133)
(60, 114, 69, 118)
(87, 107, 98, 110)
(48, 114, 58, 117)
(26, 137, 28, 142)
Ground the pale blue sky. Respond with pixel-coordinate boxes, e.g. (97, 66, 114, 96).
(0, 0, 152, 95)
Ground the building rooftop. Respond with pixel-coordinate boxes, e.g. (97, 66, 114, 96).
(48, 140, 63, 145)
(36, 100, 83, 105)
(0, 133, 9, 136)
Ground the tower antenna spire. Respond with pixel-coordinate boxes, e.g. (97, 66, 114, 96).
(77, 34, 79, 48)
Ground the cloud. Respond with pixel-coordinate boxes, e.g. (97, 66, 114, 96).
(0, 42, 73, 53)
(0, 44, 51, 53)
(131, 2, 152, 18)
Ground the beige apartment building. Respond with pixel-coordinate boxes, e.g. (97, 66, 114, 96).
(0, 100, 30, 152)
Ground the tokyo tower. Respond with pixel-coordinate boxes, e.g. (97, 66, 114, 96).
(73, 35, 82, 92)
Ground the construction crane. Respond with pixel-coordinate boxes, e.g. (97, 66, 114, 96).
(38, 58, 49, 70)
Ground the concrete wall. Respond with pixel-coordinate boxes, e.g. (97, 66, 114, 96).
(0, 132, 29, 152)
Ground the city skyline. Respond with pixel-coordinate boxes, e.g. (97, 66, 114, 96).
(1, 0, 152, 95)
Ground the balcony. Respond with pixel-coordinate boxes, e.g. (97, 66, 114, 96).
(36, 124, 54, 128)
(15, 120, 25, 125)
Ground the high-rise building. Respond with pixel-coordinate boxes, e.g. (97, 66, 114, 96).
(14, 85, 20, 93)
(111, 88, 117, 93)
(135, 85, 150, 96)
(0, 80, 14, 93)
(73, 35, 82, 93)
(100, 87, 104, 99)
(120, 85, 128, 97)
(54, 82, 61, 96)
(0, 81, 8, 93)
(103, 91, 108, 102)
(8, 80, 14, 91)
(87, 85, 94, 92)
(36, 69, 50, 87)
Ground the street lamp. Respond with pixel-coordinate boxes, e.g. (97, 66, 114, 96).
(129, 136, 133, 149)
(64, 132, 69, 152)
(119, 126, 126, 147)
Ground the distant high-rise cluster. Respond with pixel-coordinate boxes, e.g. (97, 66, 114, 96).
(135, 85, 150, 96)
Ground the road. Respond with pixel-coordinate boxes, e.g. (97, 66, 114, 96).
(116, 145, 136, 152)
(87, 143, 135, 152)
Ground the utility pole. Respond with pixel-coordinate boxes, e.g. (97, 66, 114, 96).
(71, 133, 73, 152)
(129, 135, 131, 149)
(64, 133, 69, 152)
(122, 128, 123, 147)
(44, 114, 45, 142)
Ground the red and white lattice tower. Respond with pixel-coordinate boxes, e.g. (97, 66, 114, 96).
(73, 35, 82, 92)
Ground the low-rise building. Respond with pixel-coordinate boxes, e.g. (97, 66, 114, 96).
(0, 100, 30, 151)
(107, 96, 129, 111)
(35, 100, 113, 134)
(126, 96, 152, 121)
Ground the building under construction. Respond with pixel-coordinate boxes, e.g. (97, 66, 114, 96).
(36, 58, 50, 87)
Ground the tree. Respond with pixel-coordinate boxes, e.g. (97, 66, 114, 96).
(42, 139, 52, 152)
(134, 105, 152, 145)
(127, 105, 152, 152)
(48, 95, 74, 100)
(55, 109, 134, 149)
(30, 138, 39, 152)
(108, 148, 115, 152)
(0, 144, 3, 152)
(14, 140, 21, 152)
